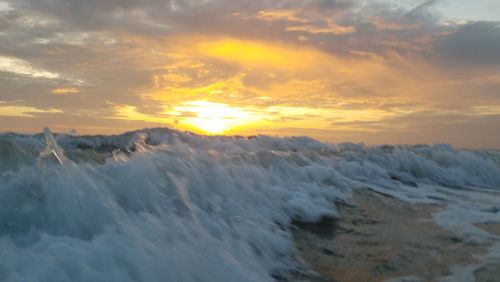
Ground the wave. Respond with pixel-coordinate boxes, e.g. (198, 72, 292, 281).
(0, 128, 499, 281)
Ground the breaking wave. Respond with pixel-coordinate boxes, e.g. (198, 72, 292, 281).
(0, 128, 499, 281)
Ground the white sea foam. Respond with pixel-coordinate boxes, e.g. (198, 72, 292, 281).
(0, 128, 499, 281)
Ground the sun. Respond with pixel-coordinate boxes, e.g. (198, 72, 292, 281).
(173, 100, 256, 134)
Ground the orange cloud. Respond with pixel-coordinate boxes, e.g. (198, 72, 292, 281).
(256, 9, 307, 23)
(0, 104, 62, 117)
(286, 23, 355, 35)
(51, 87, 80, 95)
(195, 38, 326, 70)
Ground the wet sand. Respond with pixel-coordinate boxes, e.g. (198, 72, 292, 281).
(293, 188, 496, 282)
(476, 223, 500, 237)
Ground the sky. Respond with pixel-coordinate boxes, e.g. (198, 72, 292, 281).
(0, 0, 499, 148)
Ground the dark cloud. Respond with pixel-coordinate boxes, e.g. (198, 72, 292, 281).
(433, 22, 500, 69)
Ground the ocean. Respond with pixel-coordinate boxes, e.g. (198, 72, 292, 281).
(0, 128, 499, 281)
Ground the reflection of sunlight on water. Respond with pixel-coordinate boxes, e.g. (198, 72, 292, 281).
(173, 100, 257, 134)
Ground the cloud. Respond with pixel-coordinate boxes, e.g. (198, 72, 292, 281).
(51, 87, 80, 95)
(0, 102, 62, 117)
(0, 56, 59, 78)
(0, 1, 14, 13)
(286, 23, 355, 35)
(256, 9, 307, 23)
(0, 0, 499, 147)
(432, 21, 500, 69)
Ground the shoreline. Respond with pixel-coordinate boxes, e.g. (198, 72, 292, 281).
(293, 188, 499, 282)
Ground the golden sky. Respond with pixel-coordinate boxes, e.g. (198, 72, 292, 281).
(0, 0, 499, 148)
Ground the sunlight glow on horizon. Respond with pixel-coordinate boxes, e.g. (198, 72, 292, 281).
(172, 100, 258, 134)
